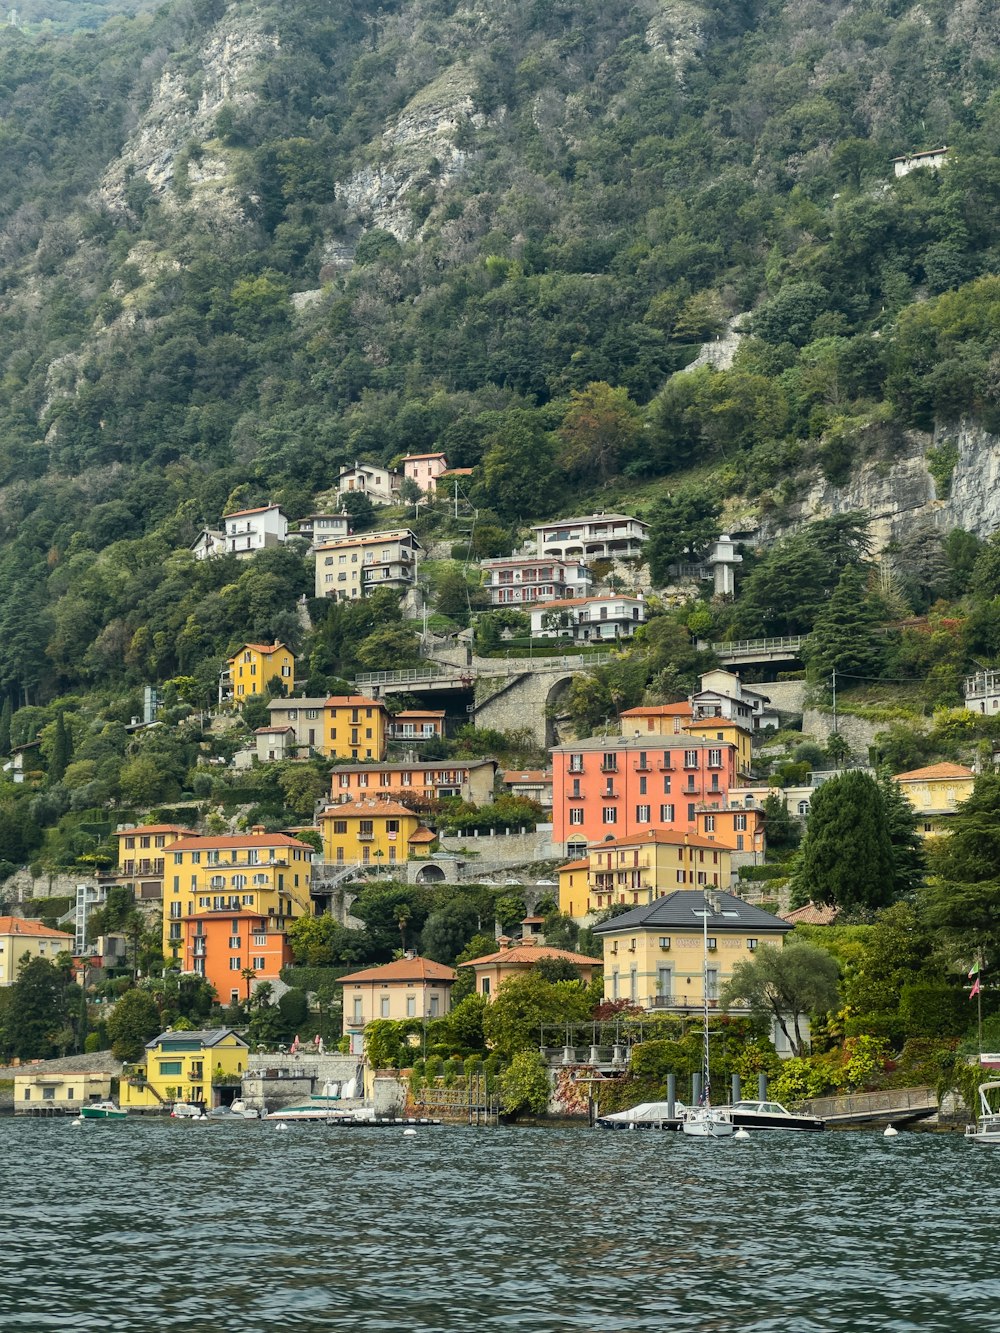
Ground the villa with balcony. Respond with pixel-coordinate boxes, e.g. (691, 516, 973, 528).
(532, 513, 649, 562)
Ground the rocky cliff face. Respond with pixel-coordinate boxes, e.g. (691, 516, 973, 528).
(787, 423, 1000, 549)
(99, 12, 279, 223)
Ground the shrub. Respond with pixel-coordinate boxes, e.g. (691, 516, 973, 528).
(499, 1050, 550, 1117)
(898, 983, 969, 1038)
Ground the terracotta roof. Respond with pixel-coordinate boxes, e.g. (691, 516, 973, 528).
(403, 452, 447, 461)
(329, 760, 495, 775)
(439, 468, 473, 477)
(553, 735, 732, 753)
(231, 642, 289, 658)
(407, 827, 437, 843)
(621, 703, 693, 718)
(254, 726, 295, 734)
(0, 917, 73, 940)
(225, 504, 282, 519)
(393, 710, 446, 719)
(116, 825, 197, 837)
(683, 717, 751, 732)
(893, 763, 975, 782)
(315, 530, 419, 550)
(325, 695, 385, 708)
(559, 858, 590, 873)
(587, 830, 724, 852)
(339, 957, 457, 984)
(461, 943, 601, 969)
(168, 833, 313, 852)
(780, 901, 839, 926)
(319, 800, 419, 818)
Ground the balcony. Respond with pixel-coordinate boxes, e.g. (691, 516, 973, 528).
(357, 832, 375, 842)
(602, 788, 620, 799)
(600, 762, 618, 774)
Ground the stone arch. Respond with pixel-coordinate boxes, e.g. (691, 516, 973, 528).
(416, 863, 447, 883)
(543, 673, 577, 747)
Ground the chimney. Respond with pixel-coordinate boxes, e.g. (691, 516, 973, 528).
(251, 824, 265, 834)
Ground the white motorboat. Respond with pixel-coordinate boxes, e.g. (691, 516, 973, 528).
(596, 1100, 686, 1130)
(681, 1108, 735, 1139)
(966, 1080, 1000, 1145)
(718, 1099, 825, 1133)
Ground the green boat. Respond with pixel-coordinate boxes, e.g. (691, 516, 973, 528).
(79, 1100, 127, 1120)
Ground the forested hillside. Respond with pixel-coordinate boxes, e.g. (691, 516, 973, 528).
(1, 0, 1000, 713)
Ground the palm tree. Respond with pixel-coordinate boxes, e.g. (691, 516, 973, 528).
(240, 967, 257, 1001)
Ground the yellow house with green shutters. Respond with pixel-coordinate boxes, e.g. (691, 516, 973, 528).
(592, 889, 790, 1015)
(120, 1028, 249, 1110)
(224, 642, 295, 700)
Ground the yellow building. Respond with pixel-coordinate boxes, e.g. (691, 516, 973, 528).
(557, 832, 732, 923)
(682, 717, 753, 778)
(109, 823, 197, 903)
(593, 888, 790, 1013)
(339, 957, 457, 1038)
(0, 917, 74, 985)
(557, 859, 590, 920)
(162, 830, 313, 966)
(318, 799, 431, 868)
(15, 1070, 112, 1113)
(326, 695, 387, 761)
(225, 642, 295, 700)
(892, 762, 976, 836)
(120, 1028, 249, 1110)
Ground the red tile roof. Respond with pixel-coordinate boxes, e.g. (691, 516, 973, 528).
(318, 800, 419, 818)
(232, 642, 289, 657)
(325, 695, 385, 708)
(894, 762, 975, 782)
(339, 957, 457, 984)
(588, 830, 723, 851)
(780, 901, 839, 926)
(225, 504, 282, 518)
(0, 917, 73, 939)
(620, 703, 693, 718)
(558, 858, 590, 872)
(461, 943, 601, 969)
(402, 452, 447, 461)
(168, 833, 313, 852)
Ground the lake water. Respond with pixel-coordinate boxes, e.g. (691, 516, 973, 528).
(3, 1119, 997, 1332)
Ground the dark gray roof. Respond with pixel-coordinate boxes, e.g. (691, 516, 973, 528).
(591, 889, 793, 935)
(147, 1027, 248, 1050)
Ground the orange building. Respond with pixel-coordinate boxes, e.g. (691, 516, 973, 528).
(182, 910, 291, 1007)
(386, 709, 446, 742)
(694, 804, 765, 855)
(329, 758, 497, 806)
(551, 734, 738, 856)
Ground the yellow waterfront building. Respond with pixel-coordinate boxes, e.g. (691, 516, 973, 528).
(225, 642, 295, 700)
(592, 889, 789, 1013)
(0, 918, 74, 985)
(120, 1028, 249, 1110)
(162, 830, 313, 966)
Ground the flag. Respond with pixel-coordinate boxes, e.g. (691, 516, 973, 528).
(969, 962, 981, 979)
(970, 977, 981, 999)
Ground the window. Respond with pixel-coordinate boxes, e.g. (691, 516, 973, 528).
(708, 748, 722, 768)
(253, 934, 267, 947)
(158, 1061, 183, 1075)
(661, 751, 672, 770)
(663, 775, 671, 794)
(637, 752, 648, 770)
(228, 936, 241, 949)
(747, 938, 758, 951)
(638, 776, 647, 795)
(481, 977, 490, 996)
(253, 956, 265, 970)
(660, 804, 674, 822)
(380, 996, 390, 1018)
(636, 804, 650, 822)
(704, 815, 715, 832)
(352, 998, 363, 1022)
(569, 754, 584, 773)
(429, 995, 440, 1017)
(602, 753, 618, 772)
(706, 968, 719, 1001)
(230, 958, 241, 971)
(658, 937, 671, 949)
(602, 807, 617, 825)
(406, 996, 416, 1017)
(684, 750, 698, 768)
(706, 937, 717, 951)
(734, 814, 747, 831)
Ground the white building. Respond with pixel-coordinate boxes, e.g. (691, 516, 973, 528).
(964, 670, 1000, 715)
(191, 528, 225, 561)
(223, 504, 289, 558)
(480, 556, 593, 607)
(533, 513, 649, 562)
(706, 534, 742, 597)
(692, 668, 779, 731)
(530, 593, 646, 643)
(891, 146, 948, 178)
(337, 462, 401, 507)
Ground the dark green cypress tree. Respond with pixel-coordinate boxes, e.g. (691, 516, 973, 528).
(50, 712, 71, 782)
(793, 770, 895, 915)
(803, 565, 887, 687)
(0, 697, 11, 758)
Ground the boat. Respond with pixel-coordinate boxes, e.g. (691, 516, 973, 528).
(717, 1099, 825, 1132)
(79, 1099, 127, 1120)
(965, 1080, 1000, 1145)
(681, 890, 735, 1140)
(596, 1100, 687, 1130)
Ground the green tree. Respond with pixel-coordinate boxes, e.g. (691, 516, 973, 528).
(118, 755, 166, 807)
(481, 970, 591, 1059)
(451, 932, 497, 1002)
(804, 565, 887, 687)
(556, 381, 642, 484)
(475, 411, 558, 523)
(793, 771, 896, 915)
(106, 987, 161, 1061)
(762, 792, 801, 852)
(646, 488, 722, 584)
(920, 774, 1000, 968)
(2, 956, 80, 1060)
(421, 899, 481, 965)
(878, 769, 926, 899)
(498, 1049, 550, 1117)
(49, 713, 72, 782)
(720, 939, 840, 1056)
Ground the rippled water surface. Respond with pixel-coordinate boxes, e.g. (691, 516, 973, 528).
(2, 1119, 997, 1332)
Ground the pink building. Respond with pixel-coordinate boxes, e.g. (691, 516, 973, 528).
(402, 452, 449, 494)
(551, 734, 738, 857)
